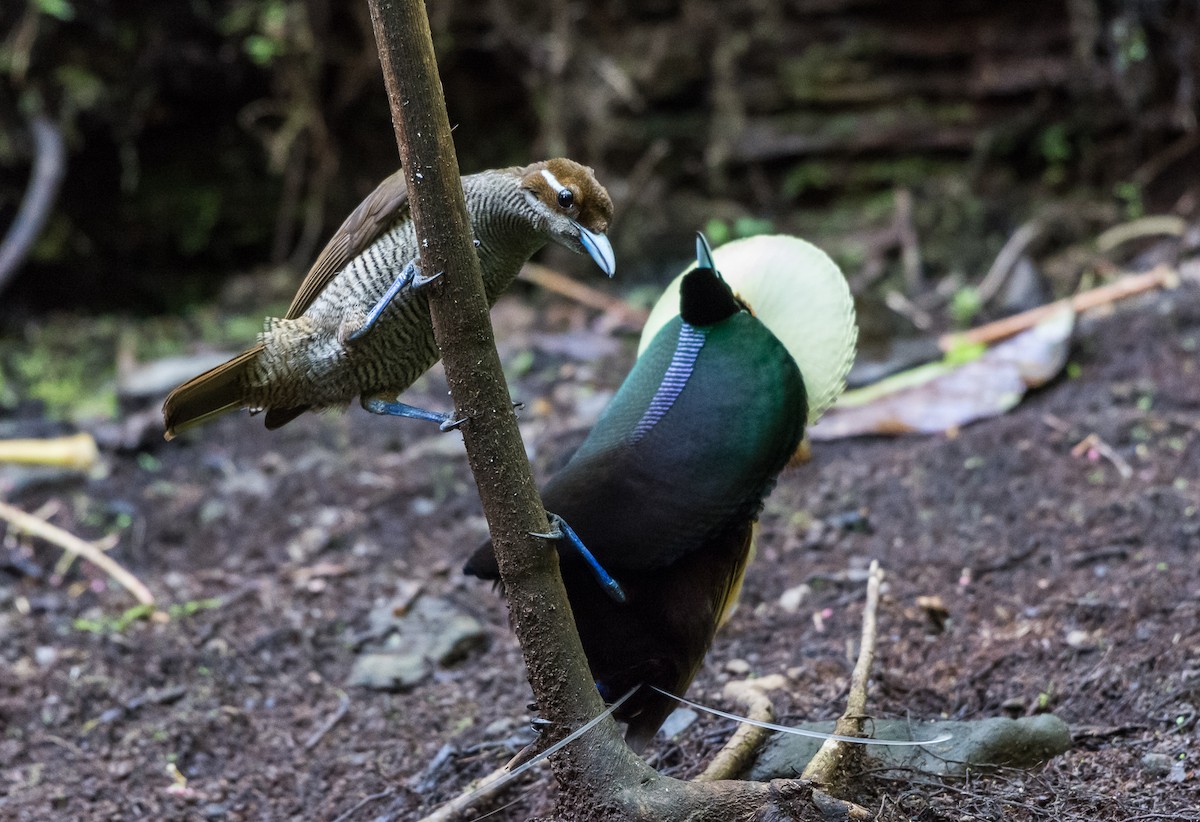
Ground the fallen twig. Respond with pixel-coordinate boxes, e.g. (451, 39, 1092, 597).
(304, 690, 351, 750)
(1133, 132, 1200, 188)
(0, 433, 99, 469)
(802, 560, 883, 786)
(418, 689, 635, 822)
(696, 674, 787, 782)
(0, 500, 154, 605)
(0, 113, 66, 296)
(976, 220, 1043, 307)
(1070, 433, 1133, 480)
(330, 788, 396, 822)
(53, 532, 119, 580)
(939, 263, 1178, 352)
(893, 188, 923, 292)
(416, 760, 522, 822)
(885, 290, 934, 331)
(1094, 215, 1187, 254)
(519, 261, 649, 328)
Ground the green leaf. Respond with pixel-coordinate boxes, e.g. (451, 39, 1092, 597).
(244, 34, 280, 65)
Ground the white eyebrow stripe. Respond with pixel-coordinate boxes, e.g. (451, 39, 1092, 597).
(540, 168, 570, 195)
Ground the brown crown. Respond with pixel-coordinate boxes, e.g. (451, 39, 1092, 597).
(521, 158, 614, 234)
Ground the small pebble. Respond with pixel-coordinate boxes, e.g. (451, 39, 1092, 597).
(484, 717, 517, 736)
(1065, 629, 1096, 649)
(1000, 697, 1025, 714)
(724, 658, 751, 675)
(778, 584, 810, 613)
(410, 497, 437, 516)
(658, 707, 698, 739)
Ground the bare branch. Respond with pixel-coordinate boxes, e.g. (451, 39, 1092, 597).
(0, 500, 154, 605)
(0, 114, 66, 296)
(940, 263, 1178, 352)
(697, 675, 787, 782)
(802, 560, 883, 786)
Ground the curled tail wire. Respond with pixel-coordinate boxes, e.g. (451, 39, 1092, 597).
(650, 686, 952, 747)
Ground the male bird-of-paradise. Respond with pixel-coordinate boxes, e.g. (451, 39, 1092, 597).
(466, 233, 857, 749)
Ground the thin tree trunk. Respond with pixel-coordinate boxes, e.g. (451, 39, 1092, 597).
(364, 2, 820, 817)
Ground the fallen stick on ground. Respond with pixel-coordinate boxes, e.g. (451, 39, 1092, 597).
(0, 432, 99, 469)
(304, 690, 351, 751)
(803, 560, 883, 790)
(520, 261, 650, 327)
(417, 690, 634, 822)
(975, 220, 1043, 307)
(696, 674, 787, 782)
(1094, 216, 1187, 253)
(0, 500, 154, 605)
(939, 263, 1178, 352)
(1071, 433, 1134, 480)
(54, 532, 119, 579)
(416, 760, 522, 822)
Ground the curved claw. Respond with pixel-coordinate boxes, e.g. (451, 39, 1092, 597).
(413, 269, 443, 287)
(528, 521, 562, 540)
(437, 414, 469, 432)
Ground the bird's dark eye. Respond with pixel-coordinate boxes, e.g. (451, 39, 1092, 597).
(557, 189, 575, 209)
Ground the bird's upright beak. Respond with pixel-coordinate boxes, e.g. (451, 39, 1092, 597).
(576, 224, 616, 277)
(695, 232, 716, 271)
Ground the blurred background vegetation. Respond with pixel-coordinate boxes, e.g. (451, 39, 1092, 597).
(0, 0, 1197, 413)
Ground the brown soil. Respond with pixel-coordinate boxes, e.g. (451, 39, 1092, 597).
(2, 282, 1199, 821)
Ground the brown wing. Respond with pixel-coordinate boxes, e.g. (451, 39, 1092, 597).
(283, 170, 411, 320)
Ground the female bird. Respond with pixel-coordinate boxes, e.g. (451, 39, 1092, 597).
(163, 159, 614, 438)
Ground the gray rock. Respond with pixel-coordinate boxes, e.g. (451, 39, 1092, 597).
(658, 707, 698, 740)
(749, 714, 1072, 781)
(120, 353, 238, 400)
(348, 595, 488, 692)
(348, 652, 430, 691)
(1141, 752, 1174, 776)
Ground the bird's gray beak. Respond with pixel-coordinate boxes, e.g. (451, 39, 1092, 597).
(695, 232, 716, 271)
(576, 224, 616, 277)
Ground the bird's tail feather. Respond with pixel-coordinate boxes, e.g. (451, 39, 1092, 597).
(649, 686, 953, 746)
(162, 345, 262, 440)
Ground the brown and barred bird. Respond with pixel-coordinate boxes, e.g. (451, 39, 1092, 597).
(162, 159, 614, 439)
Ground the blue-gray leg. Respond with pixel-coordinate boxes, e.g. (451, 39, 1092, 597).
(531, 513, 626, 603)
(346, 259, 442, 343)
(361, 397, 466, 431)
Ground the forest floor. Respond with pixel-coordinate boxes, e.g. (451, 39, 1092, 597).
(1, 277, 1199, 821)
